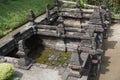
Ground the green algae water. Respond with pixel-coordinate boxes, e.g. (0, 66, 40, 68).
(36, 49, 71, 67)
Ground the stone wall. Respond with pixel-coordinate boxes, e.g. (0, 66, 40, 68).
(0, 27, 34, 56)
(38, 36, 80, 52)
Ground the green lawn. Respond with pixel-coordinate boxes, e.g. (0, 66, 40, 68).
(112, 14, 120, 20)
(0, 0, 54, 38)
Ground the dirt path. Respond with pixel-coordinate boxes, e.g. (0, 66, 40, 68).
(99, 23, 120, 80)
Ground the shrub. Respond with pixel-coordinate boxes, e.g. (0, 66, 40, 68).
(0, 63, 14, 80)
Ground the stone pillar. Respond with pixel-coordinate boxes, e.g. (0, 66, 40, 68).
(76, 0, 81, 9)
(102, 0, 109, 9)
(56, 13, 65, 37)
(46, 4, 50, 22)
(76, 0, 83, 18)
(54, 0, 60, 12)
(77, 43, 83, 65)
(97, 33, 103, 49)
(106, 9, 112, 24)
(16, 40, 33, 70)
(54, 0, 59, 6)
(91, 36, 96, 49)
(101, 5, 109, 39)
(28, 9, 36, 25)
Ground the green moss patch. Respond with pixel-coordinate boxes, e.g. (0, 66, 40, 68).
(36, 49, 71, 67)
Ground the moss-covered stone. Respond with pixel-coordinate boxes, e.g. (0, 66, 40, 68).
(0, 63, 14, 80)
(36, 49, 71, 67)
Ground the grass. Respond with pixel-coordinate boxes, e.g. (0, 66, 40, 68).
(0, 0, 54, 38)
(112, 14, 120, 20)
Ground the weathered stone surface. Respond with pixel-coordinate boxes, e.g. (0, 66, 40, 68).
(40, 38, 80, 52)
(70, 52, 80, 66)
(46, 4, 51, 21)
(0, 56, 6, 63)
(0, 38, 15, 56)
(28, 10, 35, 25)
(16, 40, 33, 70)
(0, 2, 111, 80)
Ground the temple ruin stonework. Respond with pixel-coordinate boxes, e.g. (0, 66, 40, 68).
(0, 0, 112, 80)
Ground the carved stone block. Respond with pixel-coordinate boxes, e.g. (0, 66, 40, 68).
(16, 40, 33, 70)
